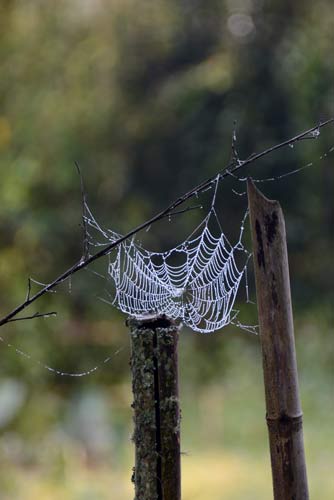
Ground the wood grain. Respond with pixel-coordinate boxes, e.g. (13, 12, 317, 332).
(247, 179, 309, 500)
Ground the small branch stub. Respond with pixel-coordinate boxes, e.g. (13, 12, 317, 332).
(247, 179, 309, 500)
(128, 315, 181, 500)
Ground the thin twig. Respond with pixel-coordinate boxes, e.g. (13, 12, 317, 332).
(230, 120, 239, 164)
(0, 118, 333, 328)
(164, 204, 203, 219)
(25, 278, 31, 301)
(6, 311, 57, 323)
(75, 161, 90, 263)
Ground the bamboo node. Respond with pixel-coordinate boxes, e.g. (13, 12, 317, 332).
(266, 412, 304, 434)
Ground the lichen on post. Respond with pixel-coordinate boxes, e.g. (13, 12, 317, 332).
(127, 314, 181, 500)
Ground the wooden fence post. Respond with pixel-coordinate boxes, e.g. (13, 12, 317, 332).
(247, 179, 309, 500)
(127, 314, 181, 500)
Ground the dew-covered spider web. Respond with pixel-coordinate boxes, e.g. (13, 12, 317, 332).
(85, 177, 252, 333)
(3, 131, 334, 375)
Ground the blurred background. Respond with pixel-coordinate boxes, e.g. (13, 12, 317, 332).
(0, 0, 333, 498)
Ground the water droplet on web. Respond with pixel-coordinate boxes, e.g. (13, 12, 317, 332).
(289, 143, 294, 149)
(310, 128, 320, 138)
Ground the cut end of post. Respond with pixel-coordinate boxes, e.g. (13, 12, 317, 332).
(247, 178, 286, 274)
(247, 177, 281, 209)
(126, 313, 179, 331)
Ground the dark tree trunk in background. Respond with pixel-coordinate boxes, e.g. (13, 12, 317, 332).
(247, 179, 309, 500)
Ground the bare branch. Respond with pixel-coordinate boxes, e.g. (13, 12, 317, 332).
(163, 204, 203, 219)
(6, 311, 57, 323)
(0, 118, 333, 328)
(25, 278, 31, 301)
(75, 161, 90, 263)
(230, 120, 239, 165)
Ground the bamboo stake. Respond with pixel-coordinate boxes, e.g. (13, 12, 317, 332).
(128, 315, 181, 500)
(247, 179, 309, 500)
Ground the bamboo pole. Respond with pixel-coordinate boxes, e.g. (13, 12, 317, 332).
(127, 314, 181, 500)
(247, 179, 309, 500)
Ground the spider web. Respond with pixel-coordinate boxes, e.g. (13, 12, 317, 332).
(85, 178, 250, 333)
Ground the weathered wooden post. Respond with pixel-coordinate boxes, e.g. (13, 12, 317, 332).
(247, 179, 309, 500)
(127, 314, 181, 500)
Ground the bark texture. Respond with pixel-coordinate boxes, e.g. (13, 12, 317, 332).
(128, 315, 181, 500)
(247, 179, 309, 500)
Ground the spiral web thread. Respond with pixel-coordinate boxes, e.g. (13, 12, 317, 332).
(85, 177, 251, 333)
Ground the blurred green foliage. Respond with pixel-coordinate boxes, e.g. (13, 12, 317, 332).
(0, 0, 333, 498)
